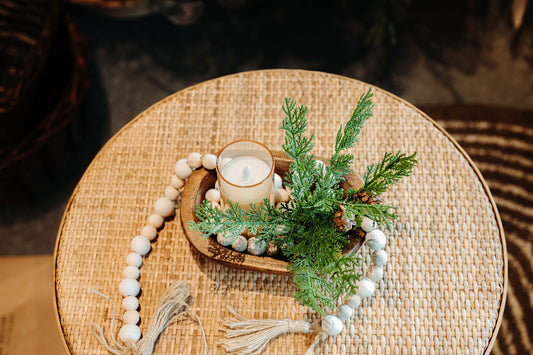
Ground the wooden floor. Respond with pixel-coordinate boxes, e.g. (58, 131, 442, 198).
(0, 255, 66, 355)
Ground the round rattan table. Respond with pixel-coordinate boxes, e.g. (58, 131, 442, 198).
(53, 69, 507, 354)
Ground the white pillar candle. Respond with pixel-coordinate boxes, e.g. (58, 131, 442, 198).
(217, 140, 275, 210)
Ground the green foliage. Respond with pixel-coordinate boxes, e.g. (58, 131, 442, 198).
(361, 151, 418, 196)
(189, 88, 416, 315)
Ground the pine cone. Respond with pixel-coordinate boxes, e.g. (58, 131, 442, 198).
(352, 191, 381, 205)
(334, 205, 354, 232)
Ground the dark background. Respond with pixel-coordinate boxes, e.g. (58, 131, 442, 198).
(0, 0, 532, 254)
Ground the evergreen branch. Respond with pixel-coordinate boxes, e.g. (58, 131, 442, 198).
(361, 151, 417, 196)
(188, 199, 284, 243)
(334, 88, 374, 153)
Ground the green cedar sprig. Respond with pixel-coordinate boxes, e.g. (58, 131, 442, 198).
(360, 151, 418, 196)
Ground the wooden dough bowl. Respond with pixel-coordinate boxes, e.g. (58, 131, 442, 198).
(180, 151, 365, 275)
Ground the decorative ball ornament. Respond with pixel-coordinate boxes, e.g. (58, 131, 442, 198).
(141, 225, 158, 241)
(217, 232, 234, 247)
(247, 237, 267, 256)
(123, 310, 140, 324)
(118, 323, 141, 344)
(130, 235, 151, 256)
(346, 294, 361, 309)
(170, 175, 185, 189)
(126, 253, 142, 268)
(201, 154, 217, 170)
(119, 278, 141, 297)
(147, 214, 164, 228)
(174, 160, 193, 179)
(205, 189, 221, 203)
(337, 304, 354, 321)
(154, 197, 174, 217)
(123, 265, 140, 279)
(356, 277, 375, 298)
(187, 152, 202, 169)
(367, 265, 384, 281)
(321, 315, 343, 336)
(274, 173, 283, 189)
(122, 296, 139, 310)
(231, 235, 248, 252)
(164, 186, 180, 201)
(366, 229, 386, 251)
(373, 250, 388, 266)
(361, 217, 377, 232)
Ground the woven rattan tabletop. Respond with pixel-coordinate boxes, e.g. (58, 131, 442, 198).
(53, 69, 507, 354)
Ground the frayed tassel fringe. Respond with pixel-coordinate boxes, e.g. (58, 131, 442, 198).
(220, 306, 327, 355)
(91, 280, 207, 355)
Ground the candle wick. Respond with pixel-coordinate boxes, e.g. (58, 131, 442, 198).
(241, 165, 252, 184)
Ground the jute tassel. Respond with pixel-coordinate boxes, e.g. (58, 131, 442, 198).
(91, 280, 208, 355)
(220, 306, 328, 355)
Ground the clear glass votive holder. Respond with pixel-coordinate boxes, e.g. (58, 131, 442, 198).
(216, 140, 275, 210)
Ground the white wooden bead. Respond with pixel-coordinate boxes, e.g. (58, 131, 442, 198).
(126, 253, 142, 268)
(346, 294, 361, 309)
(123, 265, 140, 279)
(118, 324, 141, 344)
(187, 152, 202, 169)
(366, 229, 386, 250)
(367, 265, 384, 281)
(174, 160, 193, 179)
(164, 185, 180, 201)
(247, 237, 267, 256)
(217, 232, 235, 247)
(147, 214, 164, 229)
(123, 310, 140, 324)
(361, 217, 377, 232)
(122, 296, 139, 310)
(141, 225, 157, 241)
(357, 277, 375, 298)
(202, 154, 217, 170)
(373, 250, 388, 266)
(131, 235, 151, 256)
(154, 197, 174, 217)
(119, 278, 140, 297)
(274, 188, 289, 203)
(321, 315, 343, 336)
(337, 304, 354, 321)
(231, 235, 248, 252)
(274, 173, 283, 189)
(170, 175, 185, 189)
(205, 189, 221, 203)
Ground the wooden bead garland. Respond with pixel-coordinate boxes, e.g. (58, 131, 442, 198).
(108, 151, 389, 351)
